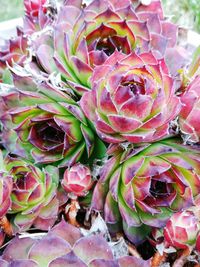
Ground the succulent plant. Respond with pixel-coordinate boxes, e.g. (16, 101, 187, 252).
(179, 75, 200, 143)
(91, 138, 200, 244)
(4, 155, 59, 232)
(131, 0, 177, 55)
(0, 219, 150, 267)
(0, 28, 28, 82)
(34, 0, 177, 94)
(163, 210, 199, 249)
(0, 81, 105, 165)
(0, 151, 13, 219)
(62, 163, 93, 197)
(23, 0, 54, 34)
(24, 0, 47, 18)
(80, 51, 181, 144)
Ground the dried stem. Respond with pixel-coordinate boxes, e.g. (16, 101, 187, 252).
(172, 248, 190, 267)
(65, 198, 80, 227)
(0, 216, 13, 236)
(151, 251, 166, 267)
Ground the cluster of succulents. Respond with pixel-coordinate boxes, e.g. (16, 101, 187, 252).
(1, 0, 200, 265)
(0, 219, 150, 266)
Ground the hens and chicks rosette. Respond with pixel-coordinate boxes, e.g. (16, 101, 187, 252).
(0, 0, 200, 265)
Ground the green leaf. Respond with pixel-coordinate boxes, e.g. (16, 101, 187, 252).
(58, 142, 85, 167)
(123, 221, 151, 244)
(81, 123, 95, 156)
(138, 207, 173, 227)
(118, 189, 141, 227)
(11, 108, 41, 124)
(0, 150, 4, 170)
(188, 45, 200, 78)
(44, 165, 59, 185)
(54, 115, 82, 142)
(79, 190, 93, 207)
(91, 137, 107, 159)
(2, 69, 13, 84)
